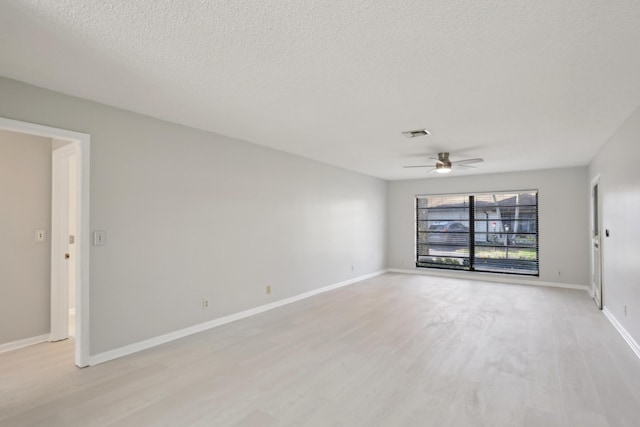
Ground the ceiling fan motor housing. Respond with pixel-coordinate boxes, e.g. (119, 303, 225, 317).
(438, 152, 452, 167)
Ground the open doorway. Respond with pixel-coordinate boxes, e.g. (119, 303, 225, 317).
(0, 117, 90, 367)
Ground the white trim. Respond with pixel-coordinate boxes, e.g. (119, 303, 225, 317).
(53, 142, 78, 157)
(50, 144, 75, 342)
(0, 334, 50, 354)
(89, 270, 387, 366)
(603, 307, 640, 360)
(0, 117, 91, 368)
(415, 189, 539, 198)
(387, 268, 589, 291)
(0, 117, 89, 141)
(69, 308, 76, 316)
(75, 132, 90, 367)
(590, 174, 603, 309)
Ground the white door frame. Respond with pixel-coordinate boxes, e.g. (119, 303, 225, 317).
(0, 117, 90, 367)
(591, 174, 603, 309)
(50, 143, 78, 342)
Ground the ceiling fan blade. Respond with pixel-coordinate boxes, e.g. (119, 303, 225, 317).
(403, 165, 432, 168)
(457, 164, 477, 169)
(428, 157, 445, 165)
(452, 158, 484, 165)
(427, 168, 438, 173)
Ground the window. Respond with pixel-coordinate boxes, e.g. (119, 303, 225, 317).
(416, 191, 538, 276)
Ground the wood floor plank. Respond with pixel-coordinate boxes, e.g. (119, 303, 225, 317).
(1, 273, 639, 426)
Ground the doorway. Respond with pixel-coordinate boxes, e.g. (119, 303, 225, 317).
(591, 176, 603, 309)
(0, 117, 90, 367)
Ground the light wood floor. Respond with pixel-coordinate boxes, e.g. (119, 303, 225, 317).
(2, 273, 640, 426)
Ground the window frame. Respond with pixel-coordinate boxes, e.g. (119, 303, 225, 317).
(415, 190, 539, 277)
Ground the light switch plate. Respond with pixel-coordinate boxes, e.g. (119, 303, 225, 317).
(93, 230, 106, 246)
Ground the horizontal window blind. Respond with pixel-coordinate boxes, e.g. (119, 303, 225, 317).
(416, 191, 539, 276)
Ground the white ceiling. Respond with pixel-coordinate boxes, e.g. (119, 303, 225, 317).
(1, 1, 639, 180)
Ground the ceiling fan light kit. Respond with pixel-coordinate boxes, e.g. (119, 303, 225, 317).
(436, 164, 452, 173)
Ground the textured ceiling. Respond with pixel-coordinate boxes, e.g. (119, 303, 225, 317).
(1, 0, 640, 180)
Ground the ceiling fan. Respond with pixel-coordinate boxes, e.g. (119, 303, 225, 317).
(403, 152, 484, 174)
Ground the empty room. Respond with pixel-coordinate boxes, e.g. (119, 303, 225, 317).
(1, 1, 639, 426)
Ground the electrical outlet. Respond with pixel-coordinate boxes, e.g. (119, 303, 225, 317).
(202, 298, 209, 309)
(34, 229, 47, 243)
(624, 304, 627, 316)
(266, 286, 271, 295)
(557, 270, 561, 276)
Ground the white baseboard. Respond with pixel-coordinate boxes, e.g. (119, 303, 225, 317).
(0, 334, 50, 354)
(603, 307, 640, 360)
(89, 270, 387, 366)
(387, 268, 589, 292)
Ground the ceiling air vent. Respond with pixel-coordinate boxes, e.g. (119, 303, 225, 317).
(402, 129, 431, 138)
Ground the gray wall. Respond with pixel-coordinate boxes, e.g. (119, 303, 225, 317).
(589, 106, 640, 344)
(0, 129, 52, 344)
(387, 167, 590, 286)
(0, 77, 387, 354)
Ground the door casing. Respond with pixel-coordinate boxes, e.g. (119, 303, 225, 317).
(591, 175, 603, 309)
(51, 143, 78, 342)
(0, 117, 90, 367)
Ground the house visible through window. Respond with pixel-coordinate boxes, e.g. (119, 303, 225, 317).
(416, 191, 539, 276)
